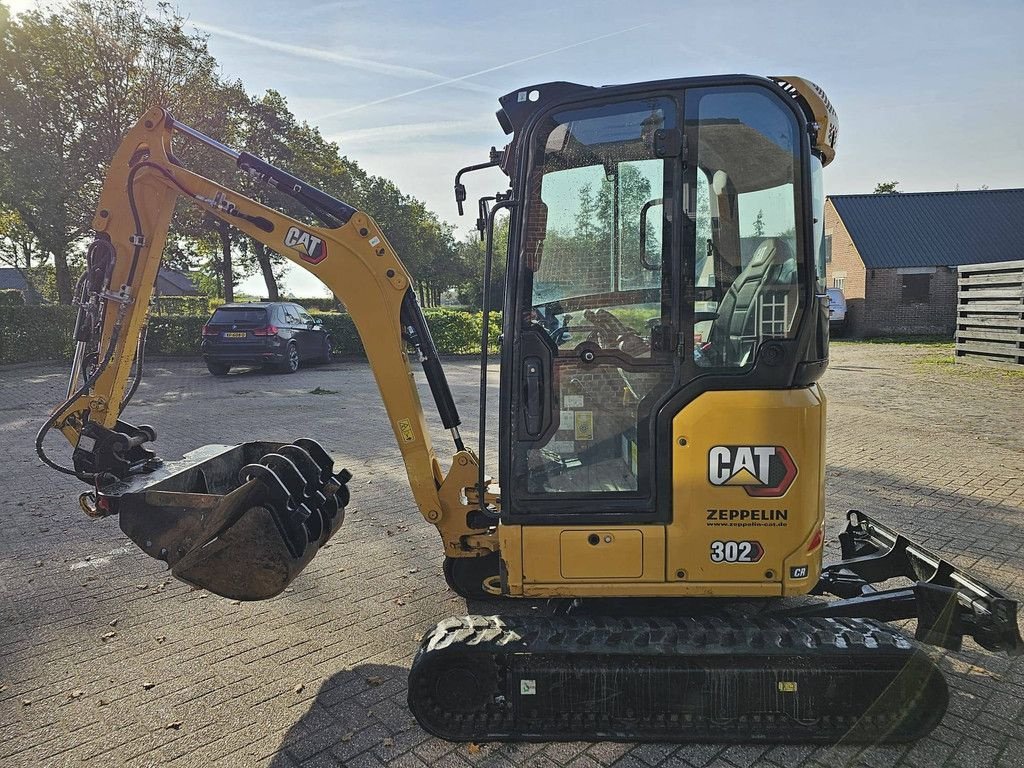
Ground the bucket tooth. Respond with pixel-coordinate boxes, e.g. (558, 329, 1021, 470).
(238, 462, 311, 559)
(278, 444, 328, 488)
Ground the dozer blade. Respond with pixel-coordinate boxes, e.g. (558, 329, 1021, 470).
(409, 615, 948, 743)
(98, 440, 350, 600)
(788, 510, 1023, 656)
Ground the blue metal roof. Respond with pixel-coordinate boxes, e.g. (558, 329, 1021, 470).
(829, 188, 1024, 269)
(0, 268, 29, 290)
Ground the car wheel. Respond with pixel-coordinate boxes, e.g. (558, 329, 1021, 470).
(320, 336, 333, 364)
(206, 361, 230, 376)
(280, 342, 300, 374)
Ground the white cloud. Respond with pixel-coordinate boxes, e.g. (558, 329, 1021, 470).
(191, 20, 493, 95)
(327, 119, 495, 148)
(317, 21, 653, 118)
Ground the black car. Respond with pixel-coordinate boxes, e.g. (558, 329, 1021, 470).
(201, 302, 332, 375)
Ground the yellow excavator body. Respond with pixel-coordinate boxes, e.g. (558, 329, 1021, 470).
(36, 74, 1019, 744)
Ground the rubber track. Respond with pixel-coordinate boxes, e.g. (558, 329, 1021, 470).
(408, 614, 948, 743)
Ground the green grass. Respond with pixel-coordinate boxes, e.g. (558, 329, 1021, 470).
(915, 353, 1024, 380)
(831, 334, 952, 347)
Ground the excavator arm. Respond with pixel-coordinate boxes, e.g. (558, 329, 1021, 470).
(38, 107, 494, 598)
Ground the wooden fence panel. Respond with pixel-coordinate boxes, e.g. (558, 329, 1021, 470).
(956, 260, 1024, 368)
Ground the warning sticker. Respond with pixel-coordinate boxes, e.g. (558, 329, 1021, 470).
(564, 395, 584, 408)
(397, 418, 416, 443)
(559, 410, 574, 431)
(574, 411, 594, 441)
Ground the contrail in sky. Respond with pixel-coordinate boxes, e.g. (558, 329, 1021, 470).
(191, 21, 493, 95)
(316, 22, 654, 119)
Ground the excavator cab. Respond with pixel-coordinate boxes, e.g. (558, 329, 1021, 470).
(490, 77, 832, 594)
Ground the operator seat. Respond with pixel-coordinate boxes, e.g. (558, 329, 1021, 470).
(709, 237, 795, 365)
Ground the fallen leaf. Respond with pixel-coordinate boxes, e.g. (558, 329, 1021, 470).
(364, 676, 384, 687)
(136, 584, 148, 590)
(155, 636, 167, 644)
(142, 682, 155, 690)
(293, 683, 304, 694)
(340, 732, 354, 742)
(229, 600, 240, 605)
(101, 631, 116, 641)
(109, 619, 118, 627)
(34, 560, 43, 567)
(98, 699, 109, 707)
(382, 737, 394, 747)
(22, 699, 31, 707)
(393, 599, 406, 607)
(165, 721, 183, 730)
(468, 743, 482, 755)
(69, 689, 83, 699)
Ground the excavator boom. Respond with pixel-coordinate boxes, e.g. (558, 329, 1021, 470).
(38, 108, 493, 597)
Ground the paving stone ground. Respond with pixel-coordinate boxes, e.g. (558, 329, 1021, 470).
(0, 342, 1021, 768)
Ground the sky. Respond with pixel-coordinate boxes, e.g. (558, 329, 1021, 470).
(8, 0, 1024, 296)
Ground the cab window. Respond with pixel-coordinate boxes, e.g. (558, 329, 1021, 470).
(686, 87, 802, 369)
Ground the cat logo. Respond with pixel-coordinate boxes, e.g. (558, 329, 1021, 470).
(284, 226, 326, 264)
(708, 445, 797, 498)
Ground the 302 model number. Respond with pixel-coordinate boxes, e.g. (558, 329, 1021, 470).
(710, 540, 764, 563)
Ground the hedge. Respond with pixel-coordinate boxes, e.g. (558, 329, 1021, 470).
(0, 305, 78, 363)
(0, 306, 501, 365)
(149, 296, 345, 316)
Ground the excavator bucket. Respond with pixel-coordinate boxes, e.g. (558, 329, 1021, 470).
(97, 440, 349, 600)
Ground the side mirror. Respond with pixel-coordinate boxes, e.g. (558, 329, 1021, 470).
(312, 318, 323, 326)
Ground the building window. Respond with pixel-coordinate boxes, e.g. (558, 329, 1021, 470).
(901, 273, 930, 303)
(832, 275, 845, 290)
(824, 232, 832, 264)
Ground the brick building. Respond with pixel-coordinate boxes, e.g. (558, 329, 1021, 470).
(825, 188, 1024, 337)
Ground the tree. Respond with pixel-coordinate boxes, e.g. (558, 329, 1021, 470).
(873, 181, 900, 194)
(752, 209, 766, 237)
(0, 206, 48, 302)
(455, 215, 509, 310)
(0, 0, 227, 302)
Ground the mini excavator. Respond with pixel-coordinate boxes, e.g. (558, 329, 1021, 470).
(38, 74, 1021, 743)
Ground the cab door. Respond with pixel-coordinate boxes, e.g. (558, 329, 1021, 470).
(501, 94, 681, 524)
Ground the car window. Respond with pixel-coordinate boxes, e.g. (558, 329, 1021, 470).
(282, 305, 301, 324)
(209, 307, 268, 325)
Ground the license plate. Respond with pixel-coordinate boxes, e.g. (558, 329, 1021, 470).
(223, 332, 247, 338)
